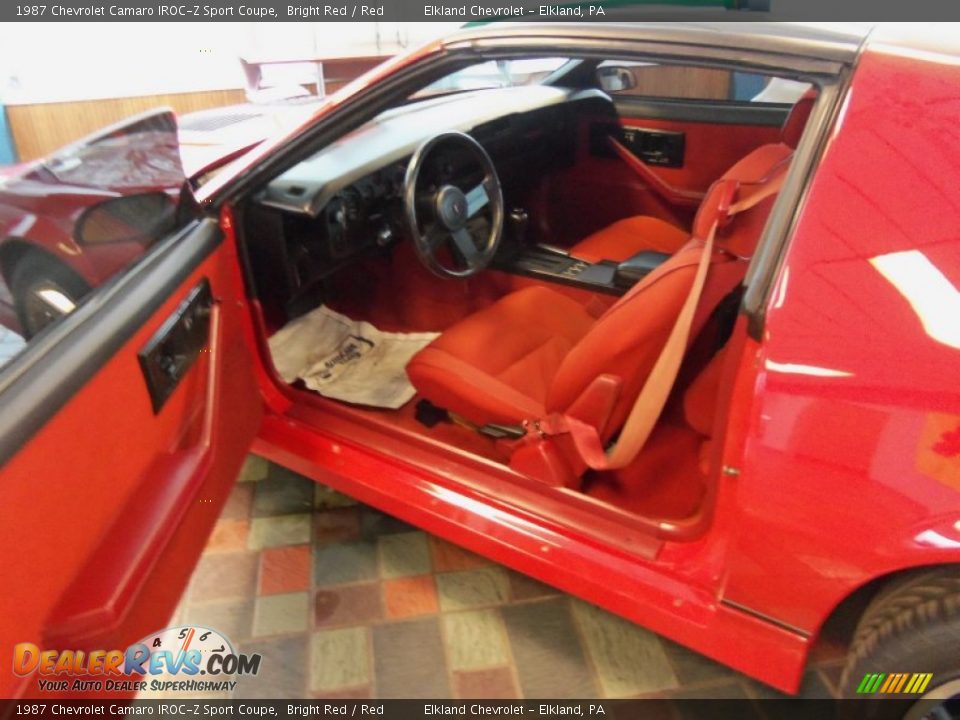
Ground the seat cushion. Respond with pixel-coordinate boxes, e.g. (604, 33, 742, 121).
(570, 215, 689, 264)
(406, 285, 596, 426)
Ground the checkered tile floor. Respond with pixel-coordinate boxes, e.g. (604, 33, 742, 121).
(173, 456, 848, 699)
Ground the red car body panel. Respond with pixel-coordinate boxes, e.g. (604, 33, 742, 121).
(722, 46, 960, 630)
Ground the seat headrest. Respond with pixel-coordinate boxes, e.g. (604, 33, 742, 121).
(781, 89, 817, 149)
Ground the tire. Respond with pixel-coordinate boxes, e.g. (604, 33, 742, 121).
(10, 253, 91, 339)
(838, 568, 960, 717)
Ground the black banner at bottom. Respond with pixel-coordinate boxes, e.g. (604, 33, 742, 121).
(0, 699, 956, 720)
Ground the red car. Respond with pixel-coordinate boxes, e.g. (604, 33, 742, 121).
(0, 101, 319, 339)
(1, 22, 958, 706)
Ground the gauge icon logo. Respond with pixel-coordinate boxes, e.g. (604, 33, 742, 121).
(132, 625, 260, 679)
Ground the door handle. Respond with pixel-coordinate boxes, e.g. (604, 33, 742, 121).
(138, 279, 213, 414)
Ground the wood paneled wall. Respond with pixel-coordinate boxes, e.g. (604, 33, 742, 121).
(625, 66, 732, 100)
(8, 56, 385, 162)
(8, 89, 247, 162)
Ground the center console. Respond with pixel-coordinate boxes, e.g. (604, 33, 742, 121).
(493, 208, 670, 296)
(494, 244, 623, 295)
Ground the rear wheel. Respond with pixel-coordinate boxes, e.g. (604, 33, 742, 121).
(11, 254, 91, 339)
(839, 568, 960, 718)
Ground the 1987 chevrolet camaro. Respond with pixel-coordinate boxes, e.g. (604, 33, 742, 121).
(0, 22, 958, 704)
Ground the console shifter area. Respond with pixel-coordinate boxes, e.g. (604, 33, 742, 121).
(494, 209, 670, 296)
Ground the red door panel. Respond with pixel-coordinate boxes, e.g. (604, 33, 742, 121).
(539, 100, 786, 247)
(0, 218, 261, 699)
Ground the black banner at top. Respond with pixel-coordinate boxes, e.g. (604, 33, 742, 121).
(5, 0, 960, 21)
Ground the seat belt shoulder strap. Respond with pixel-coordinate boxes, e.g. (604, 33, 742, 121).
(558, 173, 785, 471)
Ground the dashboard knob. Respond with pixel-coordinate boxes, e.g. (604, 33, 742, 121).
(377, 225, 394, 247)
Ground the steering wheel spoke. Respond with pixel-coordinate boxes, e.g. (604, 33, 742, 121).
(464, 181, 490, 218)
(451, 227, 480, 266)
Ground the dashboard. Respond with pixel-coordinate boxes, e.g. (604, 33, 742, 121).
(245, 85, 616, 318)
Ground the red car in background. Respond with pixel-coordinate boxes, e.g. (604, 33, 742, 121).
(0, 101, 319, 338)
(0, 22, 958, 712)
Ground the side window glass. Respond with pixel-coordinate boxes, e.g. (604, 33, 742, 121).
(596, 60, 811, 104)
(0, 110, 187, 370)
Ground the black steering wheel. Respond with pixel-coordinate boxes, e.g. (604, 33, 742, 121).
(404, 131, 504, 278)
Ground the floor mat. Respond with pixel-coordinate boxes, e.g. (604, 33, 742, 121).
(583, 422, 707, 521)
(269, 305, 439, 409)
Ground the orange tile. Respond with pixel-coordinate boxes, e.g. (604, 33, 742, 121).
(315, 584, 383, 627)
(258, 545, 311, 595)
(429, 537, 489, 572)
(206, 519, 250, 553)
(383, 575, 439, 619)
(453, 668, 519, 699)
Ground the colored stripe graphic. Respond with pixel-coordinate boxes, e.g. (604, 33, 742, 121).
(857, 672, 933, 694)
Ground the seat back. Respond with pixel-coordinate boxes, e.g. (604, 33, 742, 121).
(545, 97, 812, 435)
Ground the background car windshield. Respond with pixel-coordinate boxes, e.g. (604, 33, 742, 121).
(415, 58, 571, 97)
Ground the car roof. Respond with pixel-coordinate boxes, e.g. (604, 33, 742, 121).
(442, 22, 871, 64)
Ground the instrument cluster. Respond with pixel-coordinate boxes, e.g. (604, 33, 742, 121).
(321, 162, 407, 259)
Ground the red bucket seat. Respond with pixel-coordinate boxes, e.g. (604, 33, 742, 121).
(570, 90, 816, 264)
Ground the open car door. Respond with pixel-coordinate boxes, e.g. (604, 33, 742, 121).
(0, 209, 262, 698)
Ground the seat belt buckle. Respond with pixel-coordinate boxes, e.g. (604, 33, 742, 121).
(522, 416, 564, 440)
(692, 179, 740, 240)
(713, 179, 741, 229)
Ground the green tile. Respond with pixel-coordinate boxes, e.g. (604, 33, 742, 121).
(248, 514, 311, 550)
(182, 599, 255, 642)
(661, 638, 740, 687)
(372, 618, 449, 698)
(442, 609, 509, 670)
(253, 592, 309, 637)
(310, 627, 370, 693)
(238, 455, 269, 483)
(437, 568, 509, 611)
(502, 598, 598, 698)
(378, 531, 431, 579)
(314, 539, 379, 587)
(507, 569, 559, 601)
(252, 471, 314, 517)
(571, 600, 678, 697)
(235, 635, 307, 699)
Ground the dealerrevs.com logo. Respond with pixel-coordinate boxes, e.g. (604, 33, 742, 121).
(13, 626, 261, 694)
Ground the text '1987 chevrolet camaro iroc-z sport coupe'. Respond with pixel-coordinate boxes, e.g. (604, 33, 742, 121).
(0, 22, 958, 706)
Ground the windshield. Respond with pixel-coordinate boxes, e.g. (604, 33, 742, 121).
(414, 58, 571, 98)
